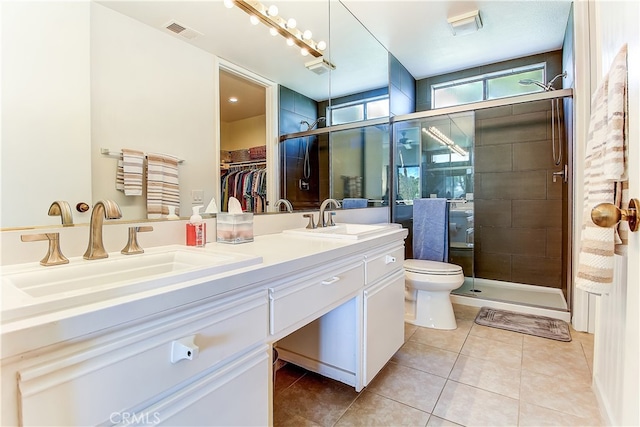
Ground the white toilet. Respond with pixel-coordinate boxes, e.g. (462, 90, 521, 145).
(404, 259, 464, 330)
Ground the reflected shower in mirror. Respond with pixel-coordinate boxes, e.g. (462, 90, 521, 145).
(1, 0, 390, 228)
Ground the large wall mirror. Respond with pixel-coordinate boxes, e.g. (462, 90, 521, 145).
(1, 0, 389, 228)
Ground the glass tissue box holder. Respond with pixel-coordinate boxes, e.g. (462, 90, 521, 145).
(216, 213, 254, 244)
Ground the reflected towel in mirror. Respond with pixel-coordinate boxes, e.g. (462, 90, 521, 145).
(342, 198, 368, 209)
(147, 152, 180, 219)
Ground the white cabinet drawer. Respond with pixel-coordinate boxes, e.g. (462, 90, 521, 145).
(365, 244, 405, 285)
(117, 346, 270, 427)
(17, 290, 268, 427)
(269, 262, 364, 335)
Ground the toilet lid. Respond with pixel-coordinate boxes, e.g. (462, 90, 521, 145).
(404, 259, 463, 275)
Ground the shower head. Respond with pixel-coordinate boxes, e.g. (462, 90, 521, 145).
(518, 78, 550, 91)
(546, 72, 568, 89)
(301, 117, 326, 131)
(519, 72, 567, 92)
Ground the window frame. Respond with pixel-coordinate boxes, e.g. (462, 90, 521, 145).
(328, 95, 390, 126)
(431, 63, 547, 109)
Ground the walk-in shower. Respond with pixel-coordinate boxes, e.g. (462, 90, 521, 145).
(391, 89, 573, 320)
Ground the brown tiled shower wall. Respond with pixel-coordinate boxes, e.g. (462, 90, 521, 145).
(473, 100, 566, 289)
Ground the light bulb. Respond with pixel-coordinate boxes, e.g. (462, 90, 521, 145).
(223, 0, 234, 8)
(317, 40, 327, 51)
(250, 15, 259, 25)
(302, 30, 312, 40)
(267, 5, 278, 16)
(300, 48, 309, 56)
(269, 28, 278, 36)
(286, 38, 294, 46)
(286, 18, 297, 29)
(228, 97, 238, 103)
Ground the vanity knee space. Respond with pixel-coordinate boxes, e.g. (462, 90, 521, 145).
(272, 242, 406, 391)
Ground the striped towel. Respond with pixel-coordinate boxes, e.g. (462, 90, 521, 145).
(576, 44, 628, 295)
(121, 148, 145, 196)
(146, 152, 180, 219)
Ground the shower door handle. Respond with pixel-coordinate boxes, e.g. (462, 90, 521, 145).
(552, 165, 568, 183)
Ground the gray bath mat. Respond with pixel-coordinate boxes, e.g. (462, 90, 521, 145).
(475, 307, 572, 342)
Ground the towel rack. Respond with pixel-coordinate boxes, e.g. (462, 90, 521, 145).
(101, 148, 184, 164)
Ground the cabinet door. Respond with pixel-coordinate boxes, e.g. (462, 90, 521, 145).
(363, 269, 405, 385)
(116, 346, 270, 427)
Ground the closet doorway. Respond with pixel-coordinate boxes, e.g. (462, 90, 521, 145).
(217, 61, 278, 213)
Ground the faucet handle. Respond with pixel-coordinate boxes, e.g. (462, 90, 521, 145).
(21, 233, 69, 266)
(121, 226, 153, 255)
(327, 212, 337, 227)
(303, 213, 316, 229)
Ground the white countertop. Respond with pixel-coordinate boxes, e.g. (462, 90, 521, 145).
(1, 227, 407, 359)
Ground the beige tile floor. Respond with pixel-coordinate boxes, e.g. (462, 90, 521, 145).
(273, 304, 602, 427)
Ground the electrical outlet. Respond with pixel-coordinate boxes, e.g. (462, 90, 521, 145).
(191, 189, 204, 204)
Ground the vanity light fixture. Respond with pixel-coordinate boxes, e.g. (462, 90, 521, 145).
(227, 0, 326, 58)
(447, 10, 483, 36)
(423, 127, 468, 156)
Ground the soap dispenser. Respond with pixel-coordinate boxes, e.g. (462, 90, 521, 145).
(186, 206, 206, 247)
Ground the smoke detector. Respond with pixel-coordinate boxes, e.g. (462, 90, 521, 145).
(304, 57, 336, 75)
(163, 20, 203, 40)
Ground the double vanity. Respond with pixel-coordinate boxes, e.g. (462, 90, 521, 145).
(1, 220, 407, 426)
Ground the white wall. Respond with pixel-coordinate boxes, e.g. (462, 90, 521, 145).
(1, 1, 92, 228)
(91, 3, 216, 220)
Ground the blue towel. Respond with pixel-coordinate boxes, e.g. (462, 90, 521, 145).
(342, 198, 368, 209)
(412, 198, 449, 262)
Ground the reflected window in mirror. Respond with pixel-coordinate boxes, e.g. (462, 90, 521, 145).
(397, 166, 420, 203)
(330, 124, 389, 206)
(328, 94, 389, 125)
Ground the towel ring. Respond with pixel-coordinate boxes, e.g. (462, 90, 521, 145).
(591, 198, 639, 232)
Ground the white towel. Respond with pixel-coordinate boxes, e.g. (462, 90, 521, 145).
(147, 152, 180, 218)
(576, 44, 628, 295)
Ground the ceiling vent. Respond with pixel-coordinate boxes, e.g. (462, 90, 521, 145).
(163, 20, 203, 40)
(305, 57, 336, 75)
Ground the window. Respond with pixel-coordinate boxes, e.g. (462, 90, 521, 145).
(432, 64, 546, 109)
(330, 96, 389, 125)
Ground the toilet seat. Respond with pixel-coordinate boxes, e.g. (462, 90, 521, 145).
(404, 259, 463, 275)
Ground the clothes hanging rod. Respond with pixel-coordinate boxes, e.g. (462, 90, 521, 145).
(101, 148, 184, 164)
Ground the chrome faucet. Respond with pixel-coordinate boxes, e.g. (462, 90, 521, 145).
(274, 198, 294, 213)
(318, 198, 341, 227)
(84, 200, 122, 260)
(48, 200, 73, 226)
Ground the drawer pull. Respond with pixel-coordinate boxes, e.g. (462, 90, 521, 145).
(170, 335, 200, 364)
(385, 255, 397, 264)
(321, 276, 341, 285)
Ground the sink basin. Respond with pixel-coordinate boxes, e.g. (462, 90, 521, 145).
(6, 247, 261, 298)
(282, 223, 401, 240)
(2, 245, 262, 322)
